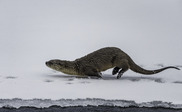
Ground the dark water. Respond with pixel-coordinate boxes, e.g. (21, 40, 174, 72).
(1, 106, 182, 112)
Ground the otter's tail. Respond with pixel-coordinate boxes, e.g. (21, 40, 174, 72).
(129, 58, 180, 75)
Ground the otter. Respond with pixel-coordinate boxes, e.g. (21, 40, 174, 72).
(45, 47, 180, 79)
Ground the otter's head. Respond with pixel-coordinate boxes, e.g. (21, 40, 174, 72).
(45, 59, 77, 75)
(45, 59, 68, 71)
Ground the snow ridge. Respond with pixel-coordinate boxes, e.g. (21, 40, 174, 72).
(0, 98, 182, 109)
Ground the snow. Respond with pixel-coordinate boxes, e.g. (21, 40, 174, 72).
(0, 67, 182, 107)
(0, 0, 182, 108)
(1, 98, 182, 108)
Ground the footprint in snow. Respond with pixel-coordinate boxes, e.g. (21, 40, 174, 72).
(79, 81, 90, 84)
(173, 81, 182, 84)
(119, 76, 165, 83)
(5, 76, 17, 79)
(66, 82, 73, 84)
(44, 79, 54, 83)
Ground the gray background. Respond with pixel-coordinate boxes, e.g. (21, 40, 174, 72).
(0, 0, 181, 74)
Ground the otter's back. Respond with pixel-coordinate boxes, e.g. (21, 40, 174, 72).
(75, 47, 124, 71)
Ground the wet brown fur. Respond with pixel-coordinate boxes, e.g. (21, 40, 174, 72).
(46, 47, 180, 79)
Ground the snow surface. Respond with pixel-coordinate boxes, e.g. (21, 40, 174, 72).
(0, 0, 182, 108)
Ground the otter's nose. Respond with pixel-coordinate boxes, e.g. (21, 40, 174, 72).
(45, 61, 53, 66)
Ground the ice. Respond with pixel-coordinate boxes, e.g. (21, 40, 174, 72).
(0, 68, 182, 105)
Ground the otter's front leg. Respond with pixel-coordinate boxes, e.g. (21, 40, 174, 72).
(83, 67, 102, 78)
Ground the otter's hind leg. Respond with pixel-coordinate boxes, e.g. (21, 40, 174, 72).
(117, 67, 129, 79)
(116, 59, 129, 79)
(112, 67, 120, 75)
